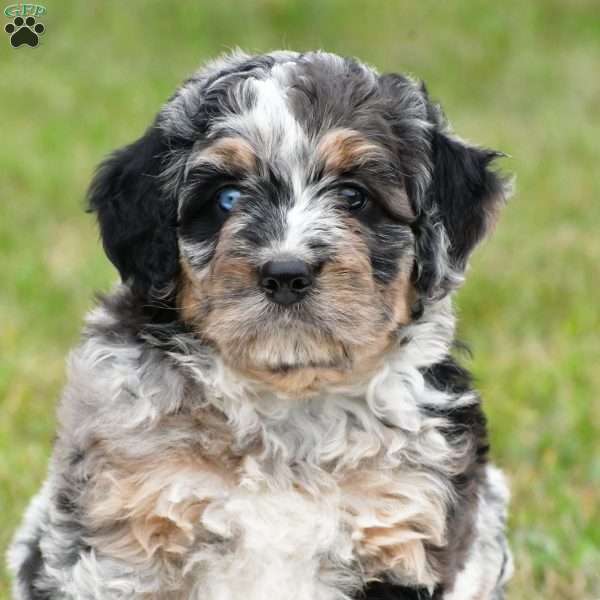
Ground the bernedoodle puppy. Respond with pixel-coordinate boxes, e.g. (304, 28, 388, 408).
(9, 51, 513, 600)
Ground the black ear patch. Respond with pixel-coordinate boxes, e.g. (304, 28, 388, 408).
(430, 131, 508, 272)
(413, 129, 509, 297)
(87, 125, 179, 298)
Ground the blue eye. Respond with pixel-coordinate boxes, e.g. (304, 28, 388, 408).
(339, 186, 368, 211)
(216, 187, 242, 212)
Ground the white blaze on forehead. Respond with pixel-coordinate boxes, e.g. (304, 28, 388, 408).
(222, 70, 307, 164)
(236, 71, 330, 260)
(251, 64, 306, 158)
(218, 68, 341, 262)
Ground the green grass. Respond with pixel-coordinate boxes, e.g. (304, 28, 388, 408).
(1, 1, 599, 598)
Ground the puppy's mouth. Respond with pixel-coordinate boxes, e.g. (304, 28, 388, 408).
(261, 354, 352, 374)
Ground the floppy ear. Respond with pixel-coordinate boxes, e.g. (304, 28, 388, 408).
(415, 130, 510, 296)
(87, 125, 179, 298)
(431, 131, 508, 270)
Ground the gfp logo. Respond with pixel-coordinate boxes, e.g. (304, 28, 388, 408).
(4, 4, 46, 47)
(4, 3, 46, 17)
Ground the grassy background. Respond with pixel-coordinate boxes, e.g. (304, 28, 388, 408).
(1, 1, 599, 597)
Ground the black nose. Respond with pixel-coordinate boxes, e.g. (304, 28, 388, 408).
(260, 259, 313, 305)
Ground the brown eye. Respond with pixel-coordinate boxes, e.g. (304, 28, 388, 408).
(339, 186, 368, 211)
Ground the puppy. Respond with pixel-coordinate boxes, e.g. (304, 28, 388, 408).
(9, 50, 513, 600)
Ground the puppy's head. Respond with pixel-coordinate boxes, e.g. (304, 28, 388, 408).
(89, 51, 509, 389)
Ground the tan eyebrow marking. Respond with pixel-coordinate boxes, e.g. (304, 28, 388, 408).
(317, 128, 387, 174)
(193, 137, 257, 172)
(317, 128, 415, 221)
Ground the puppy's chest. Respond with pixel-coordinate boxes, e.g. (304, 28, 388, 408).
(89, 412, 448, 597)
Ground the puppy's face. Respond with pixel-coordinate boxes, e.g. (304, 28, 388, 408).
(89, 52, 508, 389)
(178, 125, 418, 376)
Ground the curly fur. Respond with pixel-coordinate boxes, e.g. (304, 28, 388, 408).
(9, 50, 512, 600)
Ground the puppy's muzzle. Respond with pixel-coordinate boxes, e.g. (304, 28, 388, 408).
(260, 258, 313, 305)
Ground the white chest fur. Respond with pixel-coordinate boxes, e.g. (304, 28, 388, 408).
(189, 485, 354, 600)
(69, 300, 463, 599)
(83, 385, 458, 599)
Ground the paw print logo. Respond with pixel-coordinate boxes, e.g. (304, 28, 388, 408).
(5, 16, 45, 48)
